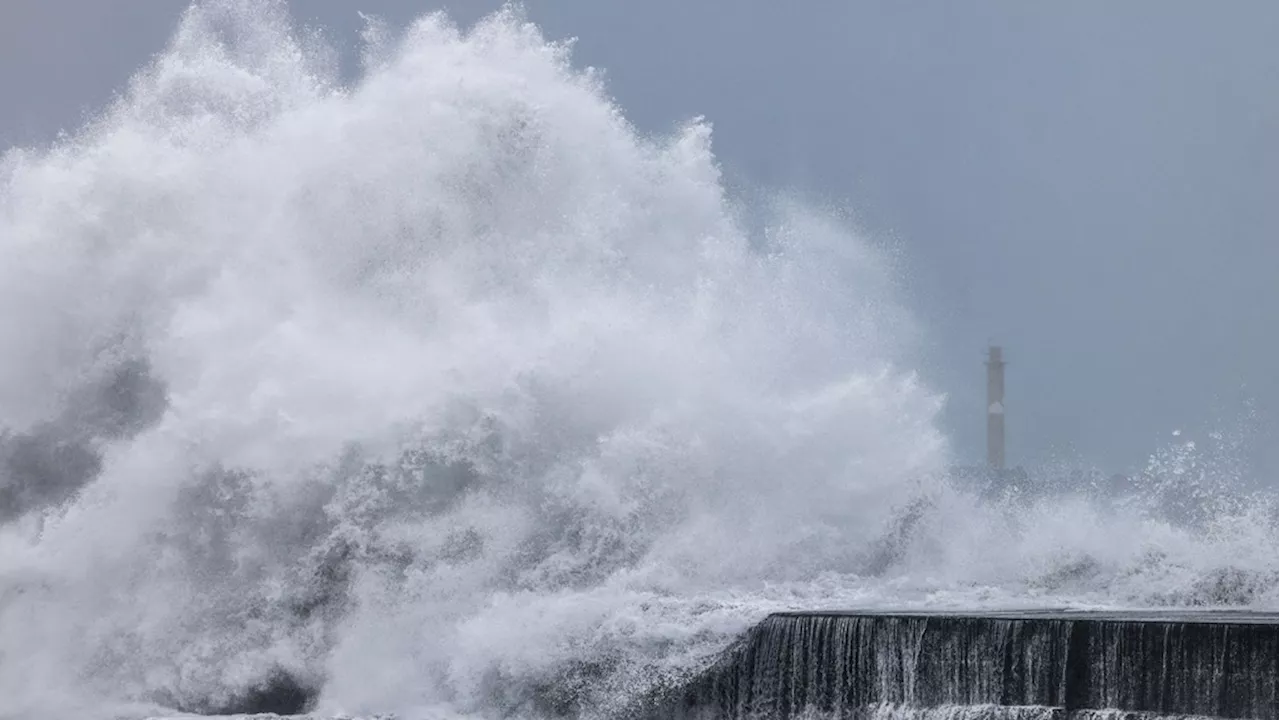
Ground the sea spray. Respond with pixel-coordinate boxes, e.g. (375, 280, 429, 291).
(0, 3, 939, 714)
(0, 3, 1273, 719)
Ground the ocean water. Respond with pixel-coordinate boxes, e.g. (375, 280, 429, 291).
(0, 3, 1273, 719)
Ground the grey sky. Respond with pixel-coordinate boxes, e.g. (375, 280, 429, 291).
(2, 0, 1275, 480)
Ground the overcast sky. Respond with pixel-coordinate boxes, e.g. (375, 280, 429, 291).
(2, 0, 1275, 480)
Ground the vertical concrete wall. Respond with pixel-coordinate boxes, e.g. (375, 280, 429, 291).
(636, 611, 1279, 720)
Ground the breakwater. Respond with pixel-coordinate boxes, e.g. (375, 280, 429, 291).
(638, 610, 1278, 720)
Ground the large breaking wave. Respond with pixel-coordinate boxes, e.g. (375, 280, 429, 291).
(0, 3, 1273, 718)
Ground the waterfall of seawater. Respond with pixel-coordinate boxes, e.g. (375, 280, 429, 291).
(640, 614, 1277, 719)
(0, 2, 1275, 718)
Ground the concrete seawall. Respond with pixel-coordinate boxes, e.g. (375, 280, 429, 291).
(636, 610, 1278, 720)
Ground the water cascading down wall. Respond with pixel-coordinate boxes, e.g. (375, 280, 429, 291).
(637, 611, 1279, 720)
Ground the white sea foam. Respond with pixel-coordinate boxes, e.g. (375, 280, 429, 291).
(0, 3, 1273, 719)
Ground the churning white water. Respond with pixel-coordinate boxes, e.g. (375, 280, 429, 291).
(0, 3, 1274, 719)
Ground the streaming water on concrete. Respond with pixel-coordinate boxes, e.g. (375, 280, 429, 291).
(639, 613, 1276, 719)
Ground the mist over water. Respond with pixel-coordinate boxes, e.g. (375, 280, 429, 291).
(0, 3, 1273, 718)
